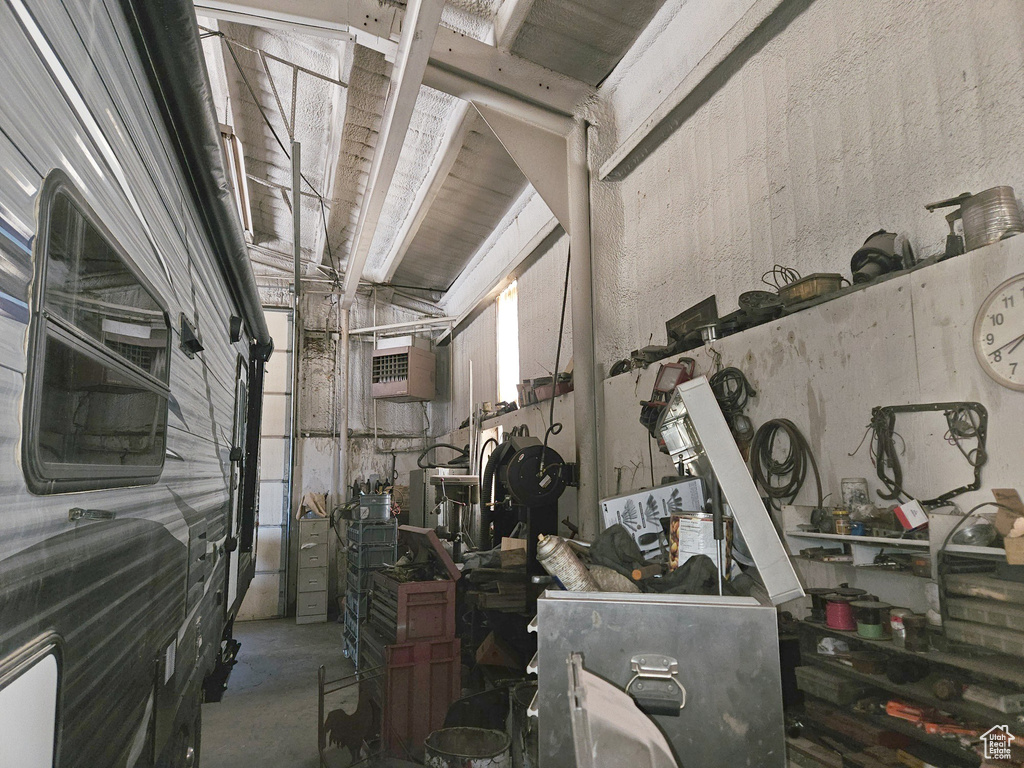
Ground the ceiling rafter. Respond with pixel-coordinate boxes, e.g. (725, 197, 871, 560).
(376, 0, 537, 284)
(339, 0, 447, 308)
(193, 0, 594, 116)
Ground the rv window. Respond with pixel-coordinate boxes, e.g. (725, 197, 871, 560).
(24, 180, 170, 493)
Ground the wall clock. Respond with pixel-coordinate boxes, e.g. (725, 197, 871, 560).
(973, 273, 1024, 391)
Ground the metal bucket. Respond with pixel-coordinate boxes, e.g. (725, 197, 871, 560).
(358, 493, 391, 520)
(424, 727, 511, 768)
(961, 186, 1023, 251)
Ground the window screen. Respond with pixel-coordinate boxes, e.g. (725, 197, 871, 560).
(24, 176, 170, 493)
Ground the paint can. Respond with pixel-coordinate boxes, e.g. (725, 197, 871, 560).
(536, 535, 598, 591)
(669, 513, 733, 572)
(424, 727, 511, 768)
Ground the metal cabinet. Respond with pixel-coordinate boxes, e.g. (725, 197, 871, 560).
(296, 518, 329, 624)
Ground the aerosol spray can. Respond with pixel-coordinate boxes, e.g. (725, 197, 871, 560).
(536, 534, 599, 591)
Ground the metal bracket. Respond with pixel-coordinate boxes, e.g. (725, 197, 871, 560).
(625, 654, 686, 714)
(870, 401, 988, 505)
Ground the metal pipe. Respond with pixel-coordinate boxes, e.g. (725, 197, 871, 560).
(348, 316, 457, 335)
(567, 119, 599, 539)
(287, 140, 302, 615)
(338, 306, 349, 506)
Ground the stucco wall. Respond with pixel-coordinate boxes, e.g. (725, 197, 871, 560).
(590, 0, 1024, 368)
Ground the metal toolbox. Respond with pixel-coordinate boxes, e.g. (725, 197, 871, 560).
(535, 591, 786, 768)
(368, 526, 461, 645)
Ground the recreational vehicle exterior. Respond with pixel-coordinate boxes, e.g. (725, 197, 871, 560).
(0, 0, 272, 766)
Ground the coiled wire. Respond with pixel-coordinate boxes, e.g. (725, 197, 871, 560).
(750, 419, 823, 510)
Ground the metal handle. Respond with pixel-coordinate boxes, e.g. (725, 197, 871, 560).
(69, 508, 116, 522)
(626, 654, 686, 711)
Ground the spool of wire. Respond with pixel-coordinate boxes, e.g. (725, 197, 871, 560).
(825, 596, 857, 631)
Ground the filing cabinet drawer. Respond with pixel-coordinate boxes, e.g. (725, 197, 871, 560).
(296, 591, 327, 617)
(299, 519, 330, 546)
(298, 543, 327, 569)
(298, 566, 328, 593)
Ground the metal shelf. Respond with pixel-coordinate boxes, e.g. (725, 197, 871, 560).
(799, 619, 1024, 688)
(804, 654, 1007, 727)
(786, 530, 929, 547)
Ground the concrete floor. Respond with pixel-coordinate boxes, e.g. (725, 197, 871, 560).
(202, 618, 355, 768)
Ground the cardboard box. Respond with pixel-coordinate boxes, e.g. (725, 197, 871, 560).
(994, 489, 1024, 565)
(600, 477, 704, 555)
(894, 500, 928, 531)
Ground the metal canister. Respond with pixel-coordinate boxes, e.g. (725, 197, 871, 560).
(889, 607, 913, 648)
(832, 509, 852, 536)
(961, 186, 1024, 251)
(903, 613, 930, 652)
(669, 513, 733, 572)
(536, 535, 598, 591)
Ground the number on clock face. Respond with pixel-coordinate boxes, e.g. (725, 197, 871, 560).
(974, 274, 1024, 391)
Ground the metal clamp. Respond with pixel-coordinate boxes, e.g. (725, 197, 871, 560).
(626, 654, 686, 711)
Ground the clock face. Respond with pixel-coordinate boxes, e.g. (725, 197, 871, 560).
(974, 274, 1024, 391)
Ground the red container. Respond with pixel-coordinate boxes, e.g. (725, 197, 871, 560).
(373, 573, 456, 643)
(370, 527, 460, 644)
(381, 637, 461, 759)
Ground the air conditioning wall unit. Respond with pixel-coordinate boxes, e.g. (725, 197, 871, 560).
(371, 340, 435, 402)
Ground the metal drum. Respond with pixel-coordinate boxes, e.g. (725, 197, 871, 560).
(424, 728, 511, 768)
(961, 186, 1024, 251)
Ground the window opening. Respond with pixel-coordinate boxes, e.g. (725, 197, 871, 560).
(497, 280, 520, 405)
(24, 175, 170, 493)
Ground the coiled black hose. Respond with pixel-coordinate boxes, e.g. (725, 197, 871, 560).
(750, 419, 823, 510)
(417, 443, 469, 469)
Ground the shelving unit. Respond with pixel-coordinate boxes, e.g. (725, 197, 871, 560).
(795, 620, 1012, 767)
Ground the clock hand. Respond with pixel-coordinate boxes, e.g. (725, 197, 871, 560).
(1009, 335, 1024, 356)
(988, 332, 1024, 357)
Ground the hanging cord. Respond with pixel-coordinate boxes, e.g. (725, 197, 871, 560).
(709, 367, 757, 416)
(750, 419, 824, 510)
(540, 246, 572, 471)
(944, 405, 987, 467)
(869, 407, 906, 501)
(761, 264, 801, 290)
